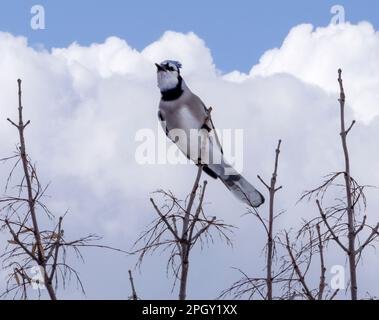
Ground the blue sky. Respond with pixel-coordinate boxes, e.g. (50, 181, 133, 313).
(1, 0, 378, 73)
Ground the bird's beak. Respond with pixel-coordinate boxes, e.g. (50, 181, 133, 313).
(155, 63, 165, 72)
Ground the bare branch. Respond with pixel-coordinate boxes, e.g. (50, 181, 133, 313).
(257, 175, 270, 190)
(284, 233, 314, 300)
(150, 198, 181, 243)
(355, 223, 379, 255)
(128, 270, 139, 300)
(316, 224, 326, 300)
(316, 200, 349, 253)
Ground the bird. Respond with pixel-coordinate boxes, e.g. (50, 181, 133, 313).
(155, 60, 264, 208)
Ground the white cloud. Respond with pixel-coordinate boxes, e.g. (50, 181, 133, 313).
(247, 22, 379, 123)
(0, 23, 378, 299)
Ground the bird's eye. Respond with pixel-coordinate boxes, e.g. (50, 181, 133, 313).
(164, 63, 174, 71)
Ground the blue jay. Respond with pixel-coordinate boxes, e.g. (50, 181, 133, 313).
(155, 60, 264, 208)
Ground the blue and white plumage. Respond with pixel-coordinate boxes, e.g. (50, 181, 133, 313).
(155, 60, 264, 208)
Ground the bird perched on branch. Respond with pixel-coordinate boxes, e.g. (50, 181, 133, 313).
(155, 60, 264, 208)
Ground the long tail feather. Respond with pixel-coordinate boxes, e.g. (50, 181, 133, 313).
(220, 174, 265, 208)
(206, 161, 265, 208)
(200, 137, 264, 207)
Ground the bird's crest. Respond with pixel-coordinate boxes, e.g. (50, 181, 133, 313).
(160, 60, 182, 70)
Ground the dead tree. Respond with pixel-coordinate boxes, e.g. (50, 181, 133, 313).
(279, 224, 338, 300)
(0, 79, 123, 299)
(300, 69, 379, 300)
(257, 140, 282, 299)
(220, 140, 285, 300)
(220, 139, 340, 301)
(220, 218, 339, 300)
(128, 270, 139, 300)
(132, 165, 234, 300)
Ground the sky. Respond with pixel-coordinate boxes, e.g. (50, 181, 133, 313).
(0, 1, 378, 300)
(0, 0, 378, 72)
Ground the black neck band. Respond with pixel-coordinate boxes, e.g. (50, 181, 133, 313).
(161, 76, 183, 101)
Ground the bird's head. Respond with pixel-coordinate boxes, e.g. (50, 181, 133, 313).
(155, 60, 182, 92)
